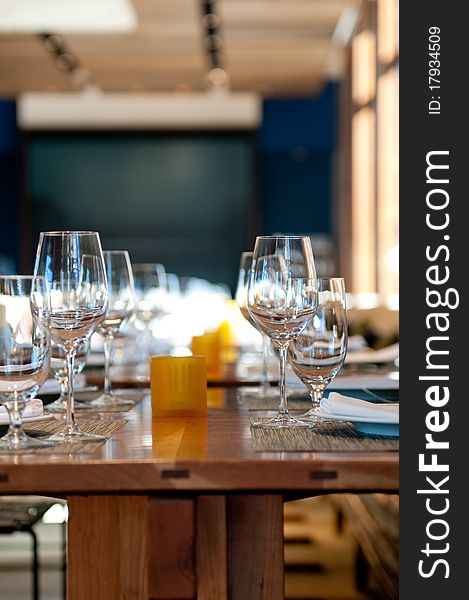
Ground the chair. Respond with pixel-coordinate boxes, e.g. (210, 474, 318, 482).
(0, 496, 58, 600)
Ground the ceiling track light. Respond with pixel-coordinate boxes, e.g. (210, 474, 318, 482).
(39, 32, 97, 91)
(201, 0, 229, 89)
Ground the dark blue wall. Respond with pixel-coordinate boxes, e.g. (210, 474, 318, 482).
(0, 100, 19, 273)
(259, 83, 338, 235)
(0, 84, 338, 278)
(27, 132, 253, 290)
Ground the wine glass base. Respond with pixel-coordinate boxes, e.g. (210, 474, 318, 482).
(295, 408, 322, 422)
(45, 399, 96, 413)
(251, 413, 315, 429)
(88, 393, 135, 409)
(44, 400, 67, 413)
(47, 429, 106, 443)
(0, 432, 54, 452)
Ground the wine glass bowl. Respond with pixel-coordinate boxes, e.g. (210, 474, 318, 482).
(0, 276, 51, 450)
(247, 236, 317, 428)
(133, 263, 169, 324)
(41, 253, 108, 349)
(248, 270, 317, 344)
(235, 253, 257, 329)
(288, 277, 348, 421)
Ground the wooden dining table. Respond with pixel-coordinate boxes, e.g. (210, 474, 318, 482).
(0, 388, 398, 600)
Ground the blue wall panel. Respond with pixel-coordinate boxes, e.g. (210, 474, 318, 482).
(259, 83, 338, 235)
(0, 100, 19, 273)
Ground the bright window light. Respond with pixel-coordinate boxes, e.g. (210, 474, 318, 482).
(352, 107, 376, 293)
(378, 0, 398, 63)
(42, 502, 68, 524)
(0, 0, 137, 33)
(352, 30, 376, 106)
(377, 67, 399, 297)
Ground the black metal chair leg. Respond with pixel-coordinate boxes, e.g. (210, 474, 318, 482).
(28, 527, 39, 600)
(61, 519, 67, 600)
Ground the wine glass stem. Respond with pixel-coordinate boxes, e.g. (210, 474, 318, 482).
(103, 335, 113, 397)
(142, 327, 151, 358)
(65, 349, 77, 431)
(6, 397, 24, 439)
(278, 343, 289, 416)
(309, 388, 323, 411)
(58, 378, 67, 403)
(261, 336, 270, 392)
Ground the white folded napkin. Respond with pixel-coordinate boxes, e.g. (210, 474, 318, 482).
(320, 392, 399, 423)
(0, 398, 44, 422)
(345, 342, 399, 365)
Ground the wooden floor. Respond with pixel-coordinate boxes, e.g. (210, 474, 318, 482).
(285, 496, 367, 600)
(0, 496, 369, 600)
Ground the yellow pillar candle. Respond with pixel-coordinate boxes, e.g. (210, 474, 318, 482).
(217, 320, 238, 364)
(150, 356, 207, 417)
(191, 331, 222, 376)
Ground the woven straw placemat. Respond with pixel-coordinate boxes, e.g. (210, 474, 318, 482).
(250, 418, 399, 452)
(0, 418, 128, 455)
(241, 389, 399, 412)
(239, 389, 312, 411)
(44, 389, 148, 414)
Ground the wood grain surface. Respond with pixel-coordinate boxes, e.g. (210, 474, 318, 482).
(0, 391, 398, 495)
(1, 387, 398, 600)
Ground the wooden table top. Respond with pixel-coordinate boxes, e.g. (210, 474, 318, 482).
(0, 390, 398, 496)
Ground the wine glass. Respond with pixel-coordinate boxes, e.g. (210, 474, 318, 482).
(133, 263, 169, 365)
(288, 278, 348, 421)
(31, 231, 109, 442)
(235, 251, 277, 398)
(90, 250, 135, 408)
(247, 236, 317, 428)
(0, 276, 51, 450)
(46, 339, 90, 413)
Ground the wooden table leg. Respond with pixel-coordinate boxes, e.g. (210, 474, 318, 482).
(67, 494, 148, 600)
(146, 495, 229, 599)
(196, 495, 228, 600)
(227, 494, 284, 600)
(146, 498, 196, 599)
(67, 493, 284, 600)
